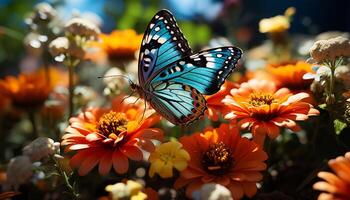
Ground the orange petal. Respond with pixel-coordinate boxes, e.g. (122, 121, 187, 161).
(121, 145, 143, 161)
(98, 151, 113, 175)
(112, 150, 129, 174)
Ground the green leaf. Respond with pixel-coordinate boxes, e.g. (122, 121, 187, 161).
(334, 119, 347, 135)
(318, 104, 327, 109)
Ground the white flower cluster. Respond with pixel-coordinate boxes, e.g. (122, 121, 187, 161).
(310, 36, 350, 64)
(49, 17, 100, 60)
(4, 137, 60, 191)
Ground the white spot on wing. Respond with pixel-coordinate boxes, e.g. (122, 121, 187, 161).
(155, 27, 160, 31)
(150, 23, 155, 29)
(215, 48, 222, 52)
(158, 37, 166, 44)
(217, 54, 222, 58)
(206, 57, 215, 62)
(179, 61, 185, 65)
(207, 62, 216, 68)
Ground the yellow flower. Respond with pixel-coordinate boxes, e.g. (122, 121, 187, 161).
(105, 180, 147, 200)
(259, 7, 295, 33)
(148, 141, 190, 178)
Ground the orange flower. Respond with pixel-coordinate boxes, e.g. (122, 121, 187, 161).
(205, 81, 238, 121)
(223, 79, 319, 145)
(0, 72, 50, 108)
(174, 124, 268, 199)
(61, 94, 163, 176)
(99, 29, 143, 58)
(313, 152, 350, 200)
(267, 61, 313, 90)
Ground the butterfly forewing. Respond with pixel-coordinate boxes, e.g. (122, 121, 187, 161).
(148, 46, 242, 95)
(138, 9, 192, 85)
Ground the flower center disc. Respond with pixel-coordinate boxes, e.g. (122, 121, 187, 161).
(249, 92, 276, 106)
(201, 142, 233, 175)
(97, 111, 128, 139)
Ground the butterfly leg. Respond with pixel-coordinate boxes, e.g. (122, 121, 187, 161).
(140, 99, 147, 122)
(120, 91, 135, 104)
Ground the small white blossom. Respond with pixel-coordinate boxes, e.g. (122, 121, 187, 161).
(23, 137, 60, 162)
(4, 156, 33, 191)
(49, 37, 69, 57)
(193, 183, 233, 200)
(65, 17, 100, 40)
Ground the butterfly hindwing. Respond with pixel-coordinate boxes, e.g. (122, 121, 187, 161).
(147, 82, 206, 125)
(138, 9, 192, 84)
(149, 46, 242, 95)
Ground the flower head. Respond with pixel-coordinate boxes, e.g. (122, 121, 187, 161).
(259, 7, 295, 34)
(223, 79, 319, 145)
(313, 152, 350, 200)
(23, 137, 60, 162)
(4, 156, 33, 191)
(65, 17, 100, 40)
(310, 36, 350, 64)
(0, 70, 53, 108)
(267, 61, 313, 90)
(174, 124, 267, 199)
(194, 183, 233, 200)
(61, 94, 162, 175)
(98, 29, 142, 58)
(105, 180, 147, 200)
(148, 141, 190, 178)
(206, 81, 238, 121)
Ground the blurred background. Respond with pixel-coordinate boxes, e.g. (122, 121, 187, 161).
(0, 0, 349, 76)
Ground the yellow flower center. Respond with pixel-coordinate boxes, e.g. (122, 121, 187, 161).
(97, 111, 128, 139)
(248, 93, 276, 106)
(159, 152, 175, 164)
(201, 142, 233, 175)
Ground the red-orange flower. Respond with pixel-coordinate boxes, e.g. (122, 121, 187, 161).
(313, 152, 350, 200)
(0, 73, 51, 108)
(61, 95, 163, 176)
(205, 81, 238, 121)
(174, 124, 267, 199)
(0, 67, 67, 108)
(223, 79, 319, 145)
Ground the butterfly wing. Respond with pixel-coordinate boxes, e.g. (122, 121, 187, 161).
(138, 9, 192, 85)
(146, 82, 206, 126)
(148, 46, 242, 95)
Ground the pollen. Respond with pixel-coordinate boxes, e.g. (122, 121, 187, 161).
(201, 142, 233, 175)
(97, 111, 128, 138)
(248, 92, 277, 106)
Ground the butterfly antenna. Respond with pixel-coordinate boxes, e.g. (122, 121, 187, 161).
(98, 74, 134, 85)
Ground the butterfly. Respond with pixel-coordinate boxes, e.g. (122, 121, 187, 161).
(130, 9, 242, 126)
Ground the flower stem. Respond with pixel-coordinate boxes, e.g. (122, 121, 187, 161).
(54, 157, 80, 199)
(68, 58, 75, 118)
(28, 110, 39, 139)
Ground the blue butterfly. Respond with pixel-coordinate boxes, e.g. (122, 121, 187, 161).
(131, 9, 242, 126)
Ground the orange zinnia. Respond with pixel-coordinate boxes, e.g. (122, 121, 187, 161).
(99, 29, 143, 58)
(267, 61, 313, 90)
(313, 152, 350, 200)
(223, 79, 319, 145)
(205, 81, 238, 121)
(174, 124, 268, 199)
(0, 71, 50, 108)
(61, 95, 163, 176)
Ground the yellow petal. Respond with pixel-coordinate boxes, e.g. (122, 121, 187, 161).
(159, 162, 174, 178)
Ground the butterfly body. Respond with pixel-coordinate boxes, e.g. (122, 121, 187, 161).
(134, 9, 242, 126)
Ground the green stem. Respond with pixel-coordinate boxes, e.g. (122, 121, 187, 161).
(0, 26, 23, 40)
(68, 58, 75, 118)
(54, 157, 80, 199)
(28, 110, 39, 139)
